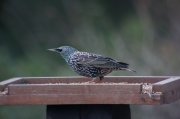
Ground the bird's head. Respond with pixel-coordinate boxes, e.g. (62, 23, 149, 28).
(48, 46, 78, 62)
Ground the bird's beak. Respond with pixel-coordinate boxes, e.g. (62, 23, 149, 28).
(47, 48, 56, 52)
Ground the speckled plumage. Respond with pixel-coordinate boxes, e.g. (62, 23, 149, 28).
(48, 46, 136, 81)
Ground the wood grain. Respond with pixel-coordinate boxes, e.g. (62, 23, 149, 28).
(0, 93, 161, 105)
(20, 76, 167, 84)
(163, 88, 180, 104)
(1, 76, 180, 105)
(8, 84, 141, 95)
(0, 78, 22, 91)
(152, 77, 180, 93)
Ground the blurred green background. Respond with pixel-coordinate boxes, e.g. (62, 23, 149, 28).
(0, 0, 180, 119)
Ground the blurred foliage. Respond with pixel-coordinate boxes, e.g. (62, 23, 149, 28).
(0, 0, 180, 119)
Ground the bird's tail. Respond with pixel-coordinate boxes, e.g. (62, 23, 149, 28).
(117, 62, 136, 73)
(123, 68, 137, 73)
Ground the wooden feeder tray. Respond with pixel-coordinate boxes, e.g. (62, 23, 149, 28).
(0, 76, 180, 105)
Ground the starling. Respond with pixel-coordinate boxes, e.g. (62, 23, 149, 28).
(48, 46, 136, 82)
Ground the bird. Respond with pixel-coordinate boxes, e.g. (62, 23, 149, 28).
(48, 46, 136, 83)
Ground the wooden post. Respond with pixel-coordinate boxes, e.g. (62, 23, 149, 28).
(46, 104, 131, 119)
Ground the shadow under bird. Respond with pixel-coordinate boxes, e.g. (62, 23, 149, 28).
(48, 46, 136, 82)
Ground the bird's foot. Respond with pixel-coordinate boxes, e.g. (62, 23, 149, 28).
(85, 77, 101, 84)
(88, 80, 100, 84)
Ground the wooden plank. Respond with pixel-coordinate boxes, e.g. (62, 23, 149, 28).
(8, 84, 141, 95)
(0, 76, 168, 91)
(152, 77, 180, 93)
(2, 76, 180, 105)
(162, 88, 180, 104)
(0, 93, 162, 105)
(0, 78, 22, 91)
(21, 76, 91, 84)
(19, 76, 167, 84)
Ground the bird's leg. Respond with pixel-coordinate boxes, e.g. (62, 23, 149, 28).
(88, 77, 100, 83)
(99, 76, 104, 81)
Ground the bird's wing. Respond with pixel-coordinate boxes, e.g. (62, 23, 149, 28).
(76, 52, 128, 68)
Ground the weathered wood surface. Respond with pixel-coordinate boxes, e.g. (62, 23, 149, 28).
(152, 77, 180, 93)
(0, 78, 22, 91)
(0, 93, 161, 105)
(0, 76, 180, 105)
(0, 76, 166, 91)
(0, 76, 168, 91)
(162, 87, 180, 104)
(8, 84, 141, 95)
(1, 76, 167, 86)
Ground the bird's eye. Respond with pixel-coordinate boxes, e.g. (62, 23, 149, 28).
(55, 48, 62, 52)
